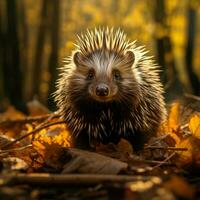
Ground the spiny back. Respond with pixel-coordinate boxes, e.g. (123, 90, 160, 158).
(76, 27, 135, 56)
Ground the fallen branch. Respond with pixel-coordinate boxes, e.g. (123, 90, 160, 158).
(152, 152, 176, 169)
(0, 144, 32, 154)
(184, 93, 200, 101)
(144, 160, 174, 166)
(0, 173, 156, 186)
(180, 123, 189, 130)
(144, 146, 188, 151)
(147, 134, 169, 147)
(1, 120, 66, 150)
(0, 112, 60, 128)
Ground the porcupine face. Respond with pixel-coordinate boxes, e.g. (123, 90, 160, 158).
(71, 49, 140, 104)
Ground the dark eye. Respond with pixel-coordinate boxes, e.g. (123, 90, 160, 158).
(87, 69, 95, 80)
(113, 70, 121, 80)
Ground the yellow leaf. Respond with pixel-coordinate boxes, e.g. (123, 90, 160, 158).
(175, 138, 193, 167)
(32, 123, 72, 169)
(175, 136, 200, 169)
(165, 102, 181, 144)
(33, 139, 67, 169)
(189, 114, 200, 138)
(168, 102, 180, 132)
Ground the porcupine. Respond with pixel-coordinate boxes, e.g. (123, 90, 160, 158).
(55, 28, 166, 151)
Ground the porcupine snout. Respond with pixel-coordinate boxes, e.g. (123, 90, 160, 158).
(96, 83, 109, 97)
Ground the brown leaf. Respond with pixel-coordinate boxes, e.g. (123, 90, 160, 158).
(0, 135, 14, 147)
(116, 139, 133, 153)
(175, 136, 200, 169)
(32, 124, 72, 169)
(2, 157, 29, 172)
(164, 176, 195, 199)
(175, 137, 193, 167)
(0, 106, 26, 122)
(62, 148, 128, 174)
(0, 107, 28, 139)
(27, 99, 51, 116)
(95, 139, 133, 161)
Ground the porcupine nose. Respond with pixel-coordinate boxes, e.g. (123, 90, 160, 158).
(96, 84, 109, 97)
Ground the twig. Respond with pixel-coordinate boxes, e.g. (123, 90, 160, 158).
(180, 123, 188, 130)
(0, 112, 61, 127)
(0, 144, 32, 154)
(31, 112, 60, 141)
(152, 152, 176, 169)
(0, 173, 156, 186)
(144, 146, 188, 151)
(147, 134, 169, 147)
(184, 93, 200, 101)
(1, 120, 66, 150)
(144, 160, 174, 166)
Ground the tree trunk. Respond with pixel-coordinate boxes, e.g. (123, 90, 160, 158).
(0, 1, 5, 110)
(185, 8, 200, 95)
(47, 0, 60, 109)
(32, 0, 49, 98)
(19, 0, 29, 100)
(153, 0, 183, 100)
(4, 0, 24, 110)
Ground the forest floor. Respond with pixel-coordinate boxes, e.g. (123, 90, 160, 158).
(0, 96, 200, 200)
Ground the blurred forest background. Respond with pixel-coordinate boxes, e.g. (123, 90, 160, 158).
(0, 0, 200, 112)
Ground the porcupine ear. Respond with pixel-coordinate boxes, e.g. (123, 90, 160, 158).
(73, 51, 84, 67)
(124, 51, 135, 67)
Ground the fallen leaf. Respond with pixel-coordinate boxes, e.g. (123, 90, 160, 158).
(158, 102, 182, 146)
(175, 135, 200, 169)
(0, 135, 14, 147)
(2, 157, 29, 172)
(27, 99, 51, 116)
(167, 102, 180, 133)
(0, 106, 26, 122)
(32, 124, 72, 169)
(175, 137, 193, 167)
(95, 139, 133, 161)
(62, 148, 128, 174)
(164, 176, 195, 199)
(33, 124, 72, 148)
(189, 114, 200, 138)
